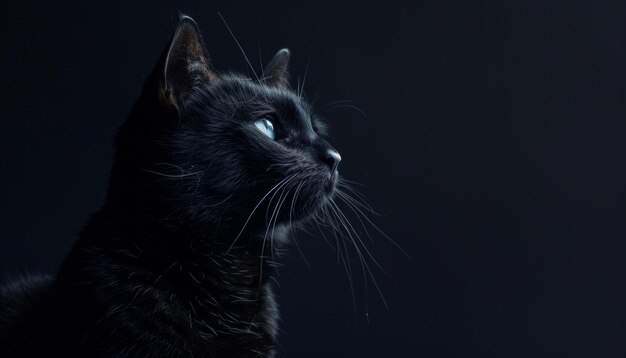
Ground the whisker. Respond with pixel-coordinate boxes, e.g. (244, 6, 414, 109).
(226, 174, 296, 253)
(329, 199, 389, 310)
(298, 54, 311, 99)
(321, 104, 368, 118)
(320, 99, 357, 110)
(335, 191, 375, 243)
(288, 181, 311, 269)
(320, 205, 359, 320)
(337, 182, 379, 215)
(142, 169, 202, 178)
(313, 218, 336, 253)
(337, 187, 410, 258)
(258, 183, 293, 294)
(217, 12, 260, 82)
(326, 200, 373, 316)
(329, 199, 390, 278)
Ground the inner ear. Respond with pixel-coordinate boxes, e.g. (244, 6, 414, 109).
(162, 16, 216, 110)
(263, 48, 291, 88)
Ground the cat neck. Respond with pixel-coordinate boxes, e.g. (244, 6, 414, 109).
(62, 205, 281, 308)
(78, 206, 280, 278)
(56, 207, 280, 349)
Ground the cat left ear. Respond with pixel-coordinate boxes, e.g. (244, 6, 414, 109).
(161, 16, 216, 110)
(263, 48, 291, 88)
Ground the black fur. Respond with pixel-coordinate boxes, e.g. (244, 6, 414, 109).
(0, 16, 341, 357)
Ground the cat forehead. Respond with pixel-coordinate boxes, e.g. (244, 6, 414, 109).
(205, 74, 310, 112)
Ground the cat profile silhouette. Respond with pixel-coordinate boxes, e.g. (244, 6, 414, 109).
(0, 15, 343, 357)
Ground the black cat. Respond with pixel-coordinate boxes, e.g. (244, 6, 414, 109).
(0, 16, 342, 357)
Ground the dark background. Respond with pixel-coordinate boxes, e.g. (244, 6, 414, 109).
(1, 1, 624, 357)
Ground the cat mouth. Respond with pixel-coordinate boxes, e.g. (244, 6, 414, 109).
(325, 170, 339, 194)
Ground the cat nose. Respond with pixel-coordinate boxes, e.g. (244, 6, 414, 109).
(323, 148, 342, 173)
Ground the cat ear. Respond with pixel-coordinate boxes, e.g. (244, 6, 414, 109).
(263, 48, 290, 88)
(161, 16, 216, 110)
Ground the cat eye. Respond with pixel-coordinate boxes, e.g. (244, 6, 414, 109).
(254, 117, 276, 140)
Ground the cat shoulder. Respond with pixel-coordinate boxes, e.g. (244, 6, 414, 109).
(0, 273, 54, 328)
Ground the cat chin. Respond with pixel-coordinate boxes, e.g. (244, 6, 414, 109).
(266, 190, 332, 225)
(269, 173, 337, 216)
(292, 191, 335, 221)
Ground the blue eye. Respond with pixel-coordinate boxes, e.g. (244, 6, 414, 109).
(254, 118, 276, 140)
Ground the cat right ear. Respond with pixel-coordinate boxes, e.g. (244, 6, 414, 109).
(160, 16, 216, 110)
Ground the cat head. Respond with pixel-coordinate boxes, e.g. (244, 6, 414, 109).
(109, 16, 341, 238)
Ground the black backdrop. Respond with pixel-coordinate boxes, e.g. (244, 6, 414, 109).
(1, 1, 624, 357)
